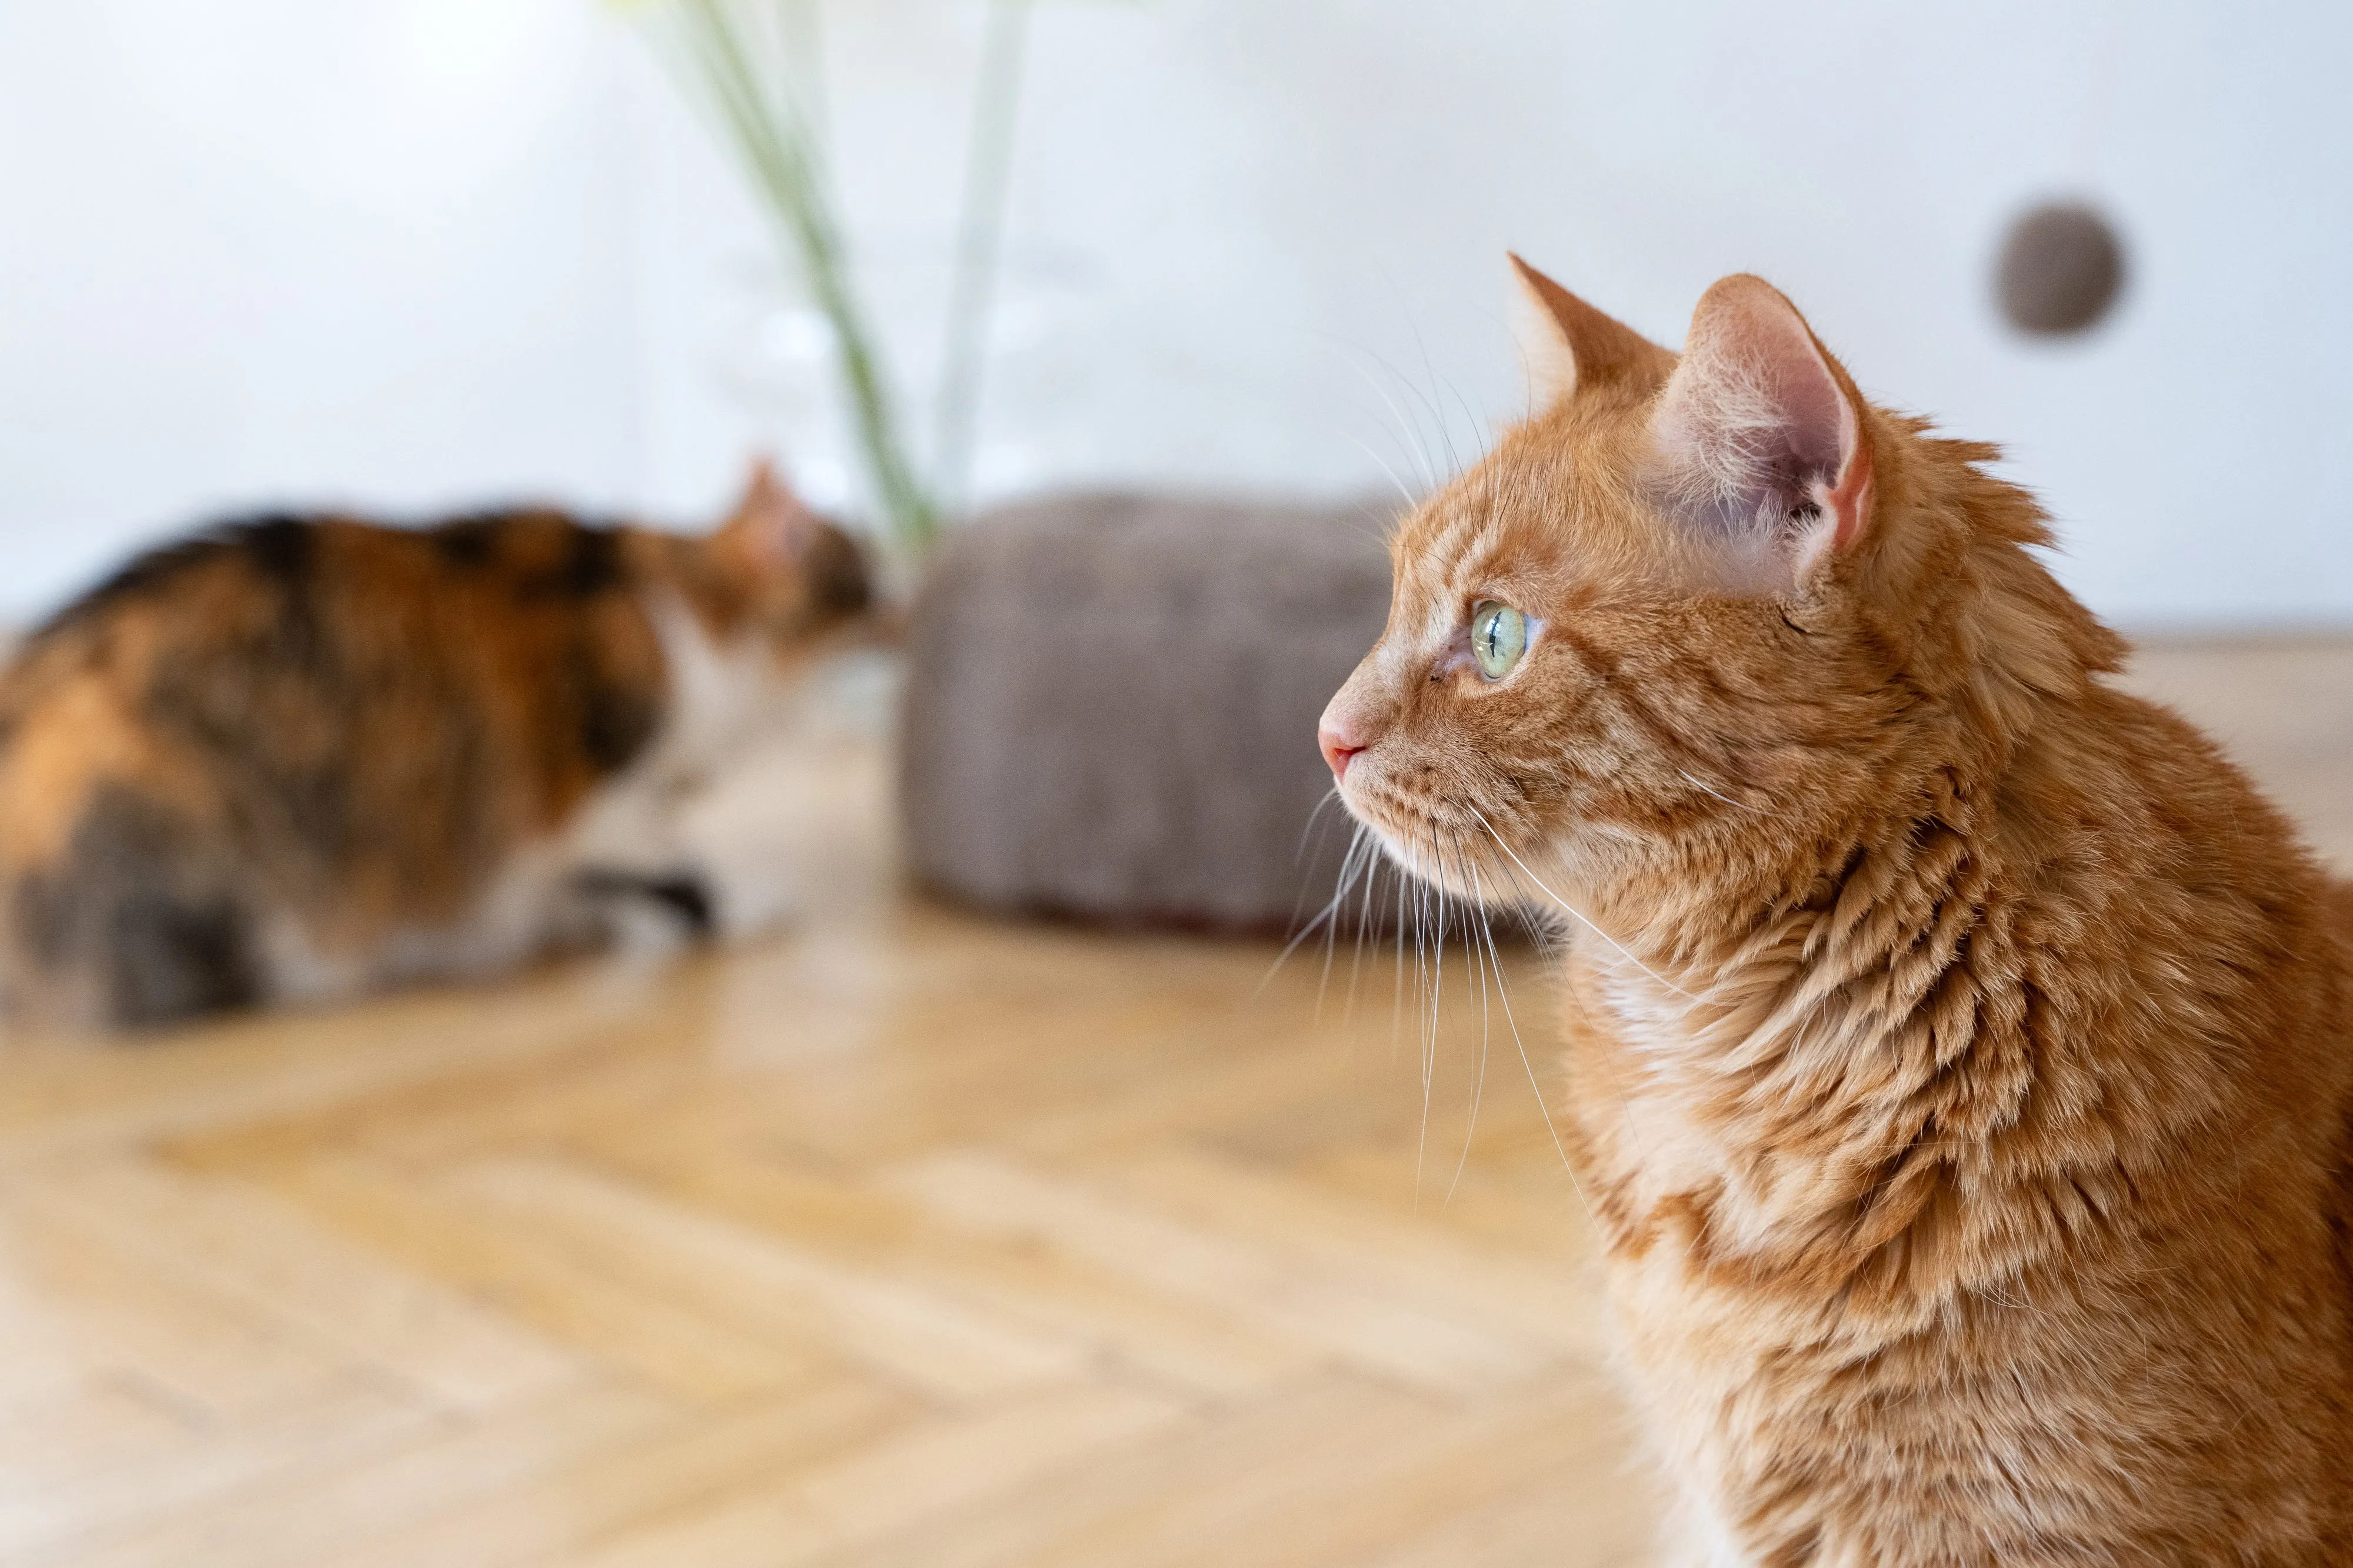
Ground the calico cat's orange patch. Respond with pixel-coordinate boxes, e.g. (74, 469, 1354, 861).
(0, 463, 868, 1032)
(1324, 262, 2353, 1563)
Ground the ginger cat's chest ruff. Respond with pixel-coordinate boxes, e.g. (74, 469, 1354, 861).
(1557, 875, 2353, 1566)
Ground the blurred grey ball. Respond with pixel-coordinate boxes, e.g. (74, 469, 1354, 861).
(1996, 201, 2127, 336)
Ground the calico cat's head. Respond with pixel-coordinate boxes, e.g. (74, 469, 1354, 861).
(684, 458, 874, 651)
(1318, 259, 2123, 917)
(631, 459, 878, 755)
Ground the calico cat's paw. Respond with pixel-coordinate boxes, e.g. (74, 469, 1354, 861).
(572, 866, 718, 950)
(688, 862, 798, 940)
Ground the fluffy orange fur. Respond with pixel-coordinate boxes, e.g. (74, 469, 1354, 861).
(1322, 261, 2353, 1564)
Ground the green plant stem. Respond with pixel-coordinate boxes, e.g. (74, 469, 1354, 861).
(933, 0, 1032, 519)
(672, 0, 938, 552)
(772, 0, 827, 154)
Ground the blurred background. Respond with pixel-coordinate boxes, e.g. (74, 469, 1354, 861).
(6, 0, 2351, 625)
(2, 5, 2349, 1566)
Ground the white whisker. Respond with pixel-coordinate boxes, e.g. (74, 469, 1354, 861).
(1678, 768, 1794, 820)
(1295, 785, 1346, 858)
(1444, 829, 1492, 1204)
(1332, 428, 1426, 511)
(1471, 853, 1591, 1214)
(1462, 803, 1696, 1002)
(1337, 353, 1445, 493)
(1261, 817, 1374, 998)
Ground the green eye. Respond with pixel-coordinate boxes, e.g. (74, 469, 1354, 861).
(1471, 601, 1527, 680)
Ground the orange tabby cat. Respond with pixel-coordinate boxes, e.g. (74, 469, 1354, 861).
(0, 461, 868, 1033)
(1319, 259, 2353, 1564)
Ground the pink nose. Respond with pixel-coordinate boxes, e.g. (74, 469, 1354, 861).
(1319, 718, 1367, 780)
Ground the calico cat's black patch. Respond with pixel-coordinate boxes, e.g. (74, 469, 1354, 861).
(105, 893, 259, 1028)
(135, 538, 363, 871)
(556, 573, 663, 775)
(574, 867, 716, 939)
(551, 526, 626, 599)
(573, 653, 661, 774)
(12, 867, 72, 972)
(439, 513, 631, 602)
(36, 513, 319, 641)
(14, 785, 260, 1029)
(238, 514, 316, 586)
(431, 514, 508, 568)
(158, 678, 365, 871)
(805, 526, 874, 620)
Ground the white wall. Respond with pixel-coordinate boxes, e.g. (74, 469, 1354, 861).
(4, 0, 2349, 626)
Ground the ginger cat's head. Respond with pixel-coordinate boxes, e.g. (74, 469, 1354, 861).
(1319, 259, 2125, 923)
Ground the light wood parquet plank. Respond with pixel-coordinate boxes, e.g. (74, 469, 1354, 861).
(0, 1376, 207, 1507)
(152, 1031, 701, 1174)
(0, 1369, 429, 1560)
(245, 1152, 829, 1406)
(558, 1379, 1188, 1568)
(1297, 1142, 1597, 1260)
(883, 1149, 1561, 1396)
(803, 1371, 1652, 1568)
(305, 1376, 910, 1568)
(11, 1378, 676, 1568)
(0, 963, 689, 1169)
(0, 1265, 96, 1413)
(1090, 1143, 1610, 1356)
(0, 1193, 368, 1419)
(9, 1157, 578, 1412)
(1353, 1473, 1661, 1568)
(554, 1134, 1324, 1400)
(441, 1154, 1091, 1403)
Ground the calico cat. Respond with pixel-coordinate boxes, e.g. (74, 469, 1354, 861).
(0, 461, 868, 1033)
(1319, 259, 2353, 1564)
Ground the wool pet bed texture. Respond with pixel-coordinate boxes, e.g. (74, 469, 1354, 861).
(901, 492, 1403, 933)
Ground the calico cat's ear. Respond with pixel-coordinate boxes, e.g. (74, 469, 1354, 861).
(1649, 273, 1876, 586)
(1509, 253, 1672, 404)
(714, 456, 822, 575)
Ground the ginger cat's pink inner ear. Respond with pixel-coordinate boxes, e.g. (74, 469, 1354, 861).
(1508, 253, 1673, 405)
(1649, 273, 1876, 583)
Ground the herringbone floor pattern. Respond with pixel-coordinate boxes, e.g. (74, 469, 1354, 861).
(0, 638, 2344, 1567)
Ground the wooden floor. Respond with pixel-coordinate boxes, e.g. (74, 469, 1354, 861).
(0, 638, 2345, 1568)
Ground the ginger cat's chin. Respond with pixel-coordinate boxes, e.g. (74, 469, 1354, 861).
(1322, 258, 2353, 1564)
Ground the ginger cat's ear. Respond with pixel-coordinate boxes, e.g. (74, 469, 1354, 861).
(1509, 253, 1673, 405)
(1649, 273, 1877, 586)
(714, 456, 822, 575)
